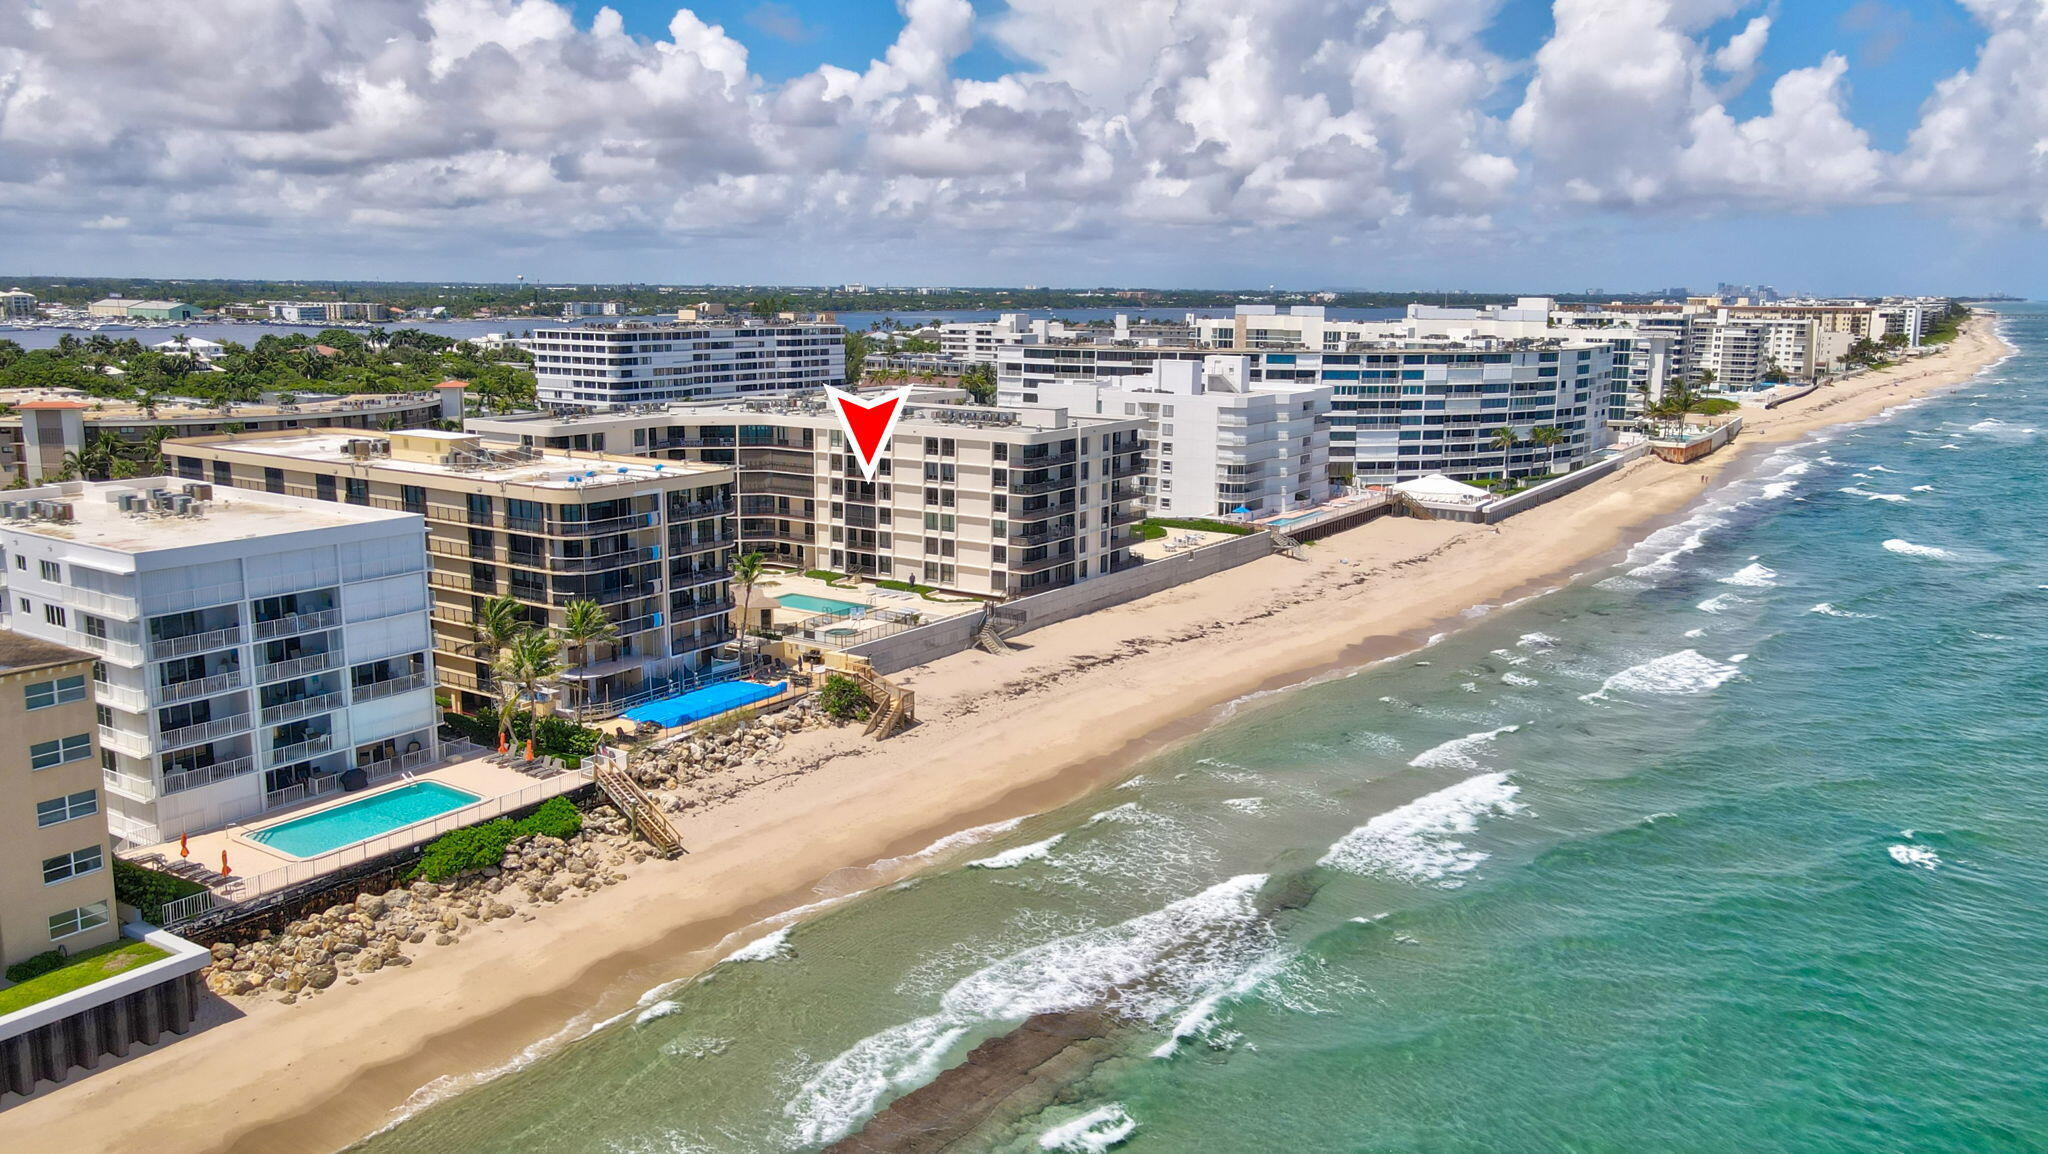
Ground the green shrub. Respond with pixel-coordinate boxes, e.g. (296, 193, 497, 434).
(1694, 398, 1741, 416)
(113, 858, 207, 924)
(6, 949, 68, 984)
(408, 798, 585, 882)
(818, 673, 873, 722)
(441, 711, 600, 760)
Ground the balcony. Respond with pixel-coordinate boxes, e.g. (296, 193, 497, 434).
(261, 691, 346, 726)
(97, 724, 152, 759)
(670, 532, 737, 554)
(159, 714, 251, 749)
(738, 476, 815, 499)
(670, 568, 728, 590)
(268, 734, 334, 766)
(102, 769, 157, 802)
(1008, 551, 1076, 574)
(253, 608, 341, 640)
(1008, 521, 1075, 547)
(353, 671, 431, 702)
(91, 680, 151, 711)
(258, 651, 336, 683)
(161, 756, 256, 796)
(1012, 448, 1077, 471)
(1011, 474, 1078, 496)
(150, 624, 242, 660)
(1110, 455, 1146, 479)
(548, 547, 653, 573)
(671, 597, 735, 622)
(158, 669, 246, 704)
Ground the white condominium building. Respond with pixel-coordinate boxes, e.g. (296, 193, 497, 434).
(1002, 357, 1333, 518)
(528, 317, 845, 410)
(468, 397, 1148, 598)
(0, 479, 440, 846)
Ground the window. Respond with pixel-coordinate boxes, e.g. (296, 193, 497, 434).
(38, 559, 60, 581)
(315, 475, 337, 502)
(401, 484, 426, 513)
(43, 604, 66, 627)
(213, 460, 233, 486)
(264, 467, 285, 494)
(43, 844, 105, 885)
(345, 477, 369, 505)
(83, 614, 107, 640)
(49, 901, 109, 940)
(25, 674, 87, 710)
(31, 733, 93, 770)
(36, 789, 97, 827)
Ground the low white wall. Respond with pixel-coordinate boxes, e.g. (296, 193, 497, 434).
(1481, 443, 1650, 524)
(851, 531, 1274, 674)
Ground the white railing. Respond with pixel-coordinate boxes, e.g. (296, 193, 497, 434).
(256, 651, 335, 683)
(252, 608, 341, 640)
(159, 891, 217, 927)
(150, 624, 242, 660)
(157, 669, 245, 704)
(162, 756, 256, 796)
(159, 714, 251, 750)
(140, 580, 245, 618)
(267, 735, 333, 765)
(260, 691, 345, 726)
(353, 672, 430, 702)
(70, 631, 147, 664)
(92, 680, 151, 711)
(97, 724, 153, 758)
(102, 769, 158, 801)
(64, 586, 143, 618)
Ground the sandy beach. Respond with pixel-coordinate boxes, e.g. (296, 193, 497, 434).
(0, 317, 2009, 1154)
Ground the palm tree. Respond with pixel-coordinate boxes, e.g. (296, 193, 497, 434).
(468, 593, 531, 662)
(502, 630, 563, 759)
(729, 551, 765, 670)
(488, 649, 525, 754)
(1489, 427, 1520, 474)
(134, 388, 160, 420)
(1527, 426, 1564, 473)
(556, 599, 618, 719)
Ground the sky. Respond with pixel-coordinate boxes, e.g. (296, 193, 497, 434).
(2, 0, 2046, 295)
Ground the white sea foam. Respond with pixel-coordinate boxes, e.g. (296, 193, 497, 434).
(1089, 801, 1141, 824)
(1911, 484, 1936, 492)
(1623, 513, 1728, 580)
(1408, 724, 1520, 771)
(1719, 561, 1772, 589)
(1840, 486, 1910, 503)
(969, 835, 1065, 869)
(1883, 539, 1960, 561)
(1501, 671, 1539, 687)
(723, 927, 794, 964)
(1490, 647, 1529, 665)
(1868, 464, 1897, 473)
(635, 1000, 682, 1025)
(1219, 797, 1266, 815)
(1040, 1104, 1138, 1152)
(1517, 632, 1559, 649)
(1809, 603, 1876, 619)
(863, 817, 1028, 874)
(1150, 950, 1292, 1058)
(786, 875, 1273, 1145)
(1683, 627, 1706, 639)
(1318, 774, 1523, 885)
(1696, 592, 1748, 615)
(1582, 650, 1742, 701)
(1758, 480, 1799, 500)
(1888, 844, 1940, 870)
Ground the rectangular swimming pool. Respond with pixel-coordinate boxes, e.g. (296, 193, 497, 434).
(622, 680, 788, 729)
(776, 593, 868, 616)
(247, 781, 481, 858)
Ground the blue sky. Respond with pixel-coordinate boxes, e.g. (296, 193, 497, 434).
(3, 0, 2044, 295)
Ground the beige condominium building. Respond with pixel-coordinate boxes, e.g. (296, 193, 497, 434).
(468, 395, 1149, 598)
(0, 633, 116, 969)
(161, 430, 737, 717)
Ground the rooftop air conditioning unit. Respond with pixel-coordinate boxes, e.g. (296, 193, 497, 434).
(117, 493, 139, 513)
(0, 502, 22, 520)
(42, 502, 75, 523)
(172, 495, 195, 516)
(182, 482, 213, 500)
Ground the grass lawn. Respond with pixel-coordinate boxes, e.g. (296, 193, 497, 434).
(0, 940, 170, 1016)
(1138, 517, 1257, 540)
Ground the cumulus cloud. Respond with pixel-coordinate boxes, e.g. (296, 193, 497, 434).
(0, 0, 2039, 270)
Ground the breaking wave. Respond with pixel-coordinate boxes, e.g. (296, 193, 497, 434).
(1319, 774, 1523, 885)
(1582, 650, 1742, 701)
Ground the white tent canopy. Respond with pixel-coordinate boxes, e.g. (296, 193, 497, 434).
(1391, 473, 1493, 504)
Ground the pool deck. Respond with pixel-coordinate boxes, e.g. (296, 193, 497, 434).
(756, 570, 984, 630)
(121, 755, 588, 905)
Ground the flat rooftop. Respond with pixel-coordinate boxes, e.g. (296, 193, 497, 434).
(469, 396, 1137, 437)
(0, 629, 92, 675)
(0, 479, 416, 552)
(174, 429, 726, 490)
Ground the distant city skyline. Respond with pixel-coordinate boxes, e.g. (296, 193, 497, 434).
(2, 1, 2044, 296)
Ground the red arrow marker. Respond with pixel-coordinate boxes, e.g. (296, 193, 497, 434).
(826, 385, 911, 481)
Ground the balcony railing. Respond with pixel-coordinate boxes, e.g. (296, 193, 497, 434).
(669, 532, 737, 554)
(159, 714, 251, 749)
(1008, 551, 1076, 574)
(268, 734, 334, 766)
(670, 597, 735, 622)
(162, 756, 256, 796)
(97, 725, 152, 758)
(1011, 475, 1078, 496)
(670, 568, 728, 590)
(150, 624, 242, 660)
(157, 669, 246, 704)
(252, 608, 341, 640)
(1012, 448, 1078, 471)
(1008, 521, 1076, 547)
(91, 680, 151, 712)
(102, 769, 157, 802)
(353, 671, 431, 702)
(260, 691, 346, 726)
(258, 651, 336, 683)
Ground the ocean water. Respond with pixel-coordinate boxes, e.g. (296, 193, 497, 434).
(353, 307, 2048, 1153)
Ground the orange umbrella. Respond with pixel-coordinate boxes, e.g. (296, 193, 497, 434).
(180, 833, 190, 858)
(498, 731, 509, 754)
(524, 737, 536, 761)
(220, 850, 231, 877)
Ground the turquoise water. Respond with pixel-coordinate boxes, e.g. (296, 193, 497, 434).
(777, 593, 868, 616)
(355, 307, 2048, 1152)
(249, 782, 480, 858)
(623, 681, 788, 729)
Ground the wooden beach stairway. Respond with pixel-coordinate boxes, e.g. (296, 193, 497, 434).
(594, 763, 684, 856)
(855, 668, 916, 740)
(1271, 530, 1304, 560)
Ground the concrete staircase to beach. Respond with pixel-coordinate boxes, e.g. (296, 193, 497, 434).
(594, 764, 683, 856)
